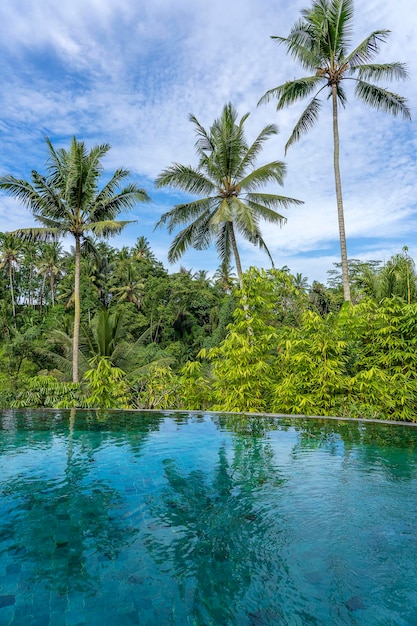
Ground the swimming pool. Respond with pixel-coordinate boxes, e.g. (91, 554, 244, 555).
(1, 410, 417, 625)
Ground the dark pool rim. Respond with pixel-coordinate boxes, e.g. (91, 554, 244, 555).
(3, 407, 417, 428)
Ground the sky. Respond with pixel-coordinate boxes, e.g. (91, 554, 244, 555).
(0, 0, 416, 285)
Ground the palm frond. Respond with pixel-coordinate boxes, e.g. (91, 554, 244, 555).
(285, 97, 322, 152)
(31, 214, 64, 229)
(234, 215, 275, 266)
(85, 219, 136, 238)
(155, 197, 215, 232)
(327, 0, 354, 57)
(239, 198, 287, 226)
(239, 161, 287, 190)
(205, 104, 248, 180)
(246, 192, 304, 211)
(80, 236, 99, 258)
(354, 62, 409, 82)
(258, 75, 322, 107)
(235, 124, 278, 178)
(189, 113, 215, 157)
(276, 18, 320, 70)
(214, 222, 233, 267)
(10, 227, 62, 242)
(345, 30, 391, 67)
(164, 208, 213, 262)
(93, 167, 130, 206)
(30, 172, 69, 221)
(0, 176, 46, 214)
(230, 197, 260, 235)
(167, 222, 206, 263)
(44, 137, 67, 185)
(192, 214, 219, 250)
(65, 139, 110, 214)
(209, 198, 233, 225)
(79, 321, 97, 360)
(155, 163, 216, 195)
(335, 83, 348, 107)
(92, 185, 150, 223)
(355, 81, 411, 119)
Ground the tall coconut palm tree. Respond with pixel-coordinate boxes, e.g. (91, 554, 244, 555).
(0, 137, 150, 381)
(259, 0, 411, 301)
(378, 248, 417, 304)
(132, 235, 156, 261)
(155, 103, 303, 287)
(21, 240, 40, 308)
(37, 241, 63, 308)
(294, 272, 310, 293)
(111, 258, 144, 308)
(0, 232, 20, 318)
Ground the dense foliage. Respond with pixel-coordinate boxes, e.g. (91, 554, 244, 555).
(0, 138, 150, 382)
(1, 232, 417, 422)
(0, 1, 412, 420)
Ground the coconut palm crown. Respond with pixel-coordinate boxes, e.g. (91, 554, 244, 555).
(0, 137, 150, 382)
(258, 0, 411, 301)
(155, 103, 303, 287)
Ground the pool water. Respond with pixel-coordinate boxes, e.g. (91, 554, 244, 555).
(1, 410, 417, 625)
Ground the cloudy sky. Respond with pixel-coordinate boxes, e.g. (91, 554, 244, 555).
(0, 0, 416, 284)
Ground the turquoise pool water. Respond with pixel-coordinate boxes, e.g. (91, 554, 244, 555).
(1, 410, 417, 625)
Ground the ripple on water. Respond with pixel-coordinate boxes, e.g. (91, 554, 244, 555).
(1, 410, 417, 625)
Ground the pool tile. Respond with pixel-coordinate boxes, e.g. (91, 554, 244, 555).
(0, 593, 15, 608)
(27, 614, 50, 626)
(65, 609, 86, 626)
(48, 612, 67, 626)
(2, 410, 417, 625)
(0, 605, 15, 624)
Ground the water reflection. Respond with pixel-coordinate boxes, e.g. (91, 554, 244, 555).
(286, 418, 417, 481)
(218, 414, 417, 482)
(0, 410, 163, 594)
(143, 434, 316, 624)
(1, 410, 417, 625)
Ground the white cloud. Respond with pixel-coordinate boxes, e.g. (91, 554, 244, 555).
(0, 0, 416, 283)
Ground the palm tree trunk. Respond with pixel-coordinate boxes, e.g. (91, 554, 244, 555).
(229, 222, 253, 325)
(9, 264, 16, 317)
(50, 272, 55, 308)
(72, 236, 81, 383)
(29, 263, 33, 307)
(332, 84, 351, 302)
(39, 274, 46, 315)
(229, 223, 243, 289)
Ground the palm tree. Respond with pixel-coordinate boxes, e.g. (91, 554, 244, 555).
(82, 307, 129, 366)
(132, 236, 156, 261)
(259, 0, 411, 301)
(37, 242, 63, 308)
(378, 248, 417, 304)
(0, 232, 20, 317)
(294, 272, 310, 293)
(213, 261, 237, 293)
(0, 137, 150, 381)
(192, 269, 212, 287)
(111, 259, 144, 308)
(86, 245, 115, 307)
(155, 103, 303, 287)
(44, 308, 159, 384)
(21, 240, 39, 308)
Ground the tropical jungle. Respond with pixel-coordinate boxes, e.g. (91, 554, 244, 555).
(0, 0, 415, 422)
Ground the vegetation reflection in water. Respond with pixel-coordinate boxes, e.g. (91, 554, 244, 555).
(1, 410, 417, 625)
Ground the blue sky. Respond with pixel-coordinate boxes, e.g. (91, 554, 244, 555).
(0, 0, 416, 284)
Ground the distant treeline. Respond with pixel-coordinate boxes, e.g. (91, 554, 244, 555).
(1, 232, 417, 421)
